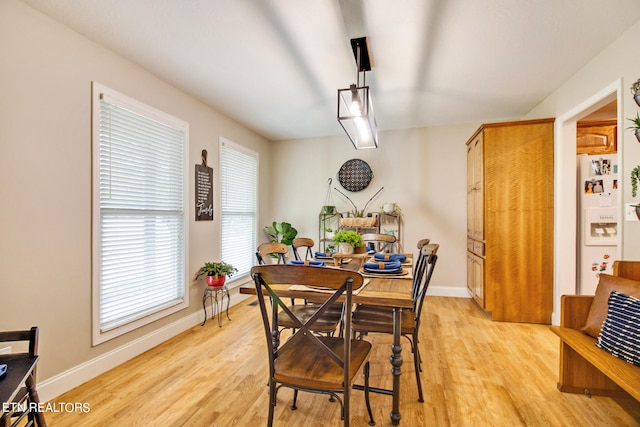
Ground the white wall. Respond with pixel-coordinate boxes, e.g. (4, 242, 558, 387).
(523, 18, 640, 323)
(270, 124, 478, 296)
(0, 0, 271, 397)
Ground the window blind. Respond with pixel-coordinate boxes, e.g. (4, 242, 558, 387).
(93, 84, 188, 342)
(220, 139, 258, 278)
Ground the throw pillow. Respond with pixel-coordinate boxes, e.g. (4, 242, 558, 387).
(596, 291, 640, 366)
(582, 273, 640, 338)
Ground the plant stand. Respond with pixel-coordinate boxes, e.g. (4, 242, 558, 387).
(202, 285, 231, 327)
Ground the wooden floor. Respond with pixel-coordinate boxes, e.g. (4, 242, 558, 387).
(44, 296, 640, 426)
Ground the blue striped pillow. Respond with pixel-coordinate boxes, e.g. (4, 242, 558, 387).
(596, 290, 640, 366)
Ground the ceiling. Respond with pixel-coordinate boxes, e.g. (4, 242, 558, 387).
(20, 0, 640, 141)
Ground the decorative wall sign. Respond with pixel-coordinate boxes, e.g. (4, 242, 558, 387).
(337, 159, 373, 192)
(195, 149, 213, 221)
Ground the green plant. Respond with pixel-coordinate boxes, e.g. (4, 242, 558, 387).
(626, 112, 640, 130)
(196, 261, 238, 279)
(332, 230, 364, 248)
(631, 165, 640, 198)
(264, 221, 298, 245)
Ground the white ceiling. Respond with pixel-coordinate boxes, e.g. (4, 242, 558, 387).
(20, 0, 640, 141)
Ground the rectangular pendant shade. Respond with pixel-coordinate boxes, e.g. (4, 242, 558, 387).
(337, 85, 378, 149)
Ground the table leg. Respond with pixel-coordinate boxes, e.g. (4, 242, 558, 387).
(390, 306, 402, 425)
(25, 373, 47, 426)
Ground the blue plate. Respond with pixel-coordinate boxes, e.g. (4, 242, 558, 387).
(363, 267, 404, 274)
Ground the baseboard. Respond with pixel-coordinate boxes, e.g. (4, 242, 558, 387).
(38, 292, 250, 402)
(427, 285, 472, 298)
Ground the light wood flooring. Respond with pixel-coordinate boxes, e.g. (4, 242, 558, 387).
(44, 296, 640, 426)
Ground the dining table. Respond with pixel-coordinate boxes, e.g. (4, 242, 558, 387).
(239, 253, 414, 426)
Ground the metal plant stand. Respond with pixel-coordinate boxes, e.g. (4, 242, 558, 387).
(202, 285, 231, 327)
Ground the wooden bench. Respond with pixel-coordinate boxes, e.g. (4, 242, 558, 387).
(550, 261, 640, 401)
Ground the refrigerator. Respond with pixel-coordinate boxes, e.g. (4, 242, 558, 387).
(577, 154, 619, 295)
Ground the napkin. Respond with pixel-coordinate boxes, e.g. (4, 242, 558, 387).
(288, 260, 325, 267)
(363, 260, 402, 270)
(373, 253, 406, 262)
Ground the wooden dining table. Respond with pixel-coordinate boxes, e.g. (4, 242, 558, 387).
(239, 254, 414, 426)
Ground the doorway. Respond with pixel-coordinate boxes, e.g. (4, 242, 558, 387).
(576, 101, 618, 295)
(552, 79, 623, 325)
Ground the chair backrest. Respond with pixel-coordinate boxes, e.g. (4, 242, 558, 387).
(291, 237, 315, 261)
(256, 242, 289, 265)
(251, 265, 364, 378)
(412, 238, 431, 278)
(361, 233, 397, 253)
(0, 327, 39, 379)
(413, 243, 439, 322)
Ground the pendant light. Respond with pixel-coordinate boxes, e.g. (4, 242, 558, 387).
(337, 37, 378, 149)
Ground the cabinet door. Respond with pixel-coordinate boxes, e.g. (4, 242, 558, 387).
(466, 144, 474, 237)
(466, 251, 474, 296)
(472, 253, 484, 307)
(472, 134, 484, 241)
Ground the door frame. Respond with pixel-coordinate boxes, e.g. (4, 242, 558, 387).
(552, 79, 623, 325)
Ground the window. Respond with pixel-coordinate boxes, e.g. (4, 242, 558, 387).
(92, 83, 188, 345)
(220, 138, 258, 279)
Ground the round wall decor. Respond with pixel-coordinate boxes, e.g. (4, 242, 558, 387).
(337, 159, 373, 192)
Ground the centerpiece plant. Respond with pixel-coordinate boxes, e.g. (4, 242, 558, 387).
(333, 230, 364, 254)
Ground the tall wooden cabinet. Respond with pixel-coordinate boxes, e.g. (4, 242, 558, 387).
(466, 118, 554, 324)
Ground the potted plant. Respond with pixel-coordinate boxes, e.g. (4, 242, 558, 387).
(631, 77, 640, 107)
(381, 202, 401, 215)
(333, 230, 364, 254)
(264, 221, 298, 245)
(626, 112, 640, 143)
(631, 165, 640, 198)
(196, 261, 238, 287)
(630, 165, 640, 221)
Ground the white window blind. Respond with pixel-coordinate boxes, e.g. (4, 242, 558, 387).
(220, 139, 258, 279)
(92, 83, 188, 344)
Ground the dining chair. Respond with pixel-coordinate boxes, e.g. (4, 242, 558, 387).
(291, 237, 315, 261)
(256, 242, 343, 337)
(0, 326, 47, 427)
(255, 242, 289, 265)
(360, 233, 397, 253)
(351, 243, 439, 403)
(251, 265, 375, 427)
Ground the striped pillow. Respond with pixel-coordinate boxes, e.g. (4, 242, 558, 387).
(596, 291, 640, 366)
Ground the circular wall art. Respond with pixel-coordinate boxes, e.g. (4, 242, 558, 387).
(337, 159, 373, 192)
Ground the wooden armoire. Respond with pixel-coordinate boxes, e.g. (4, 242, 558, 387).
(466, 118, 554, 324)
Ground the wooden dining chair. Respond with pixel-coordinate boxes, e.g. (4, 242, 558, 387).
(351, 243, 439, 403)
(0, 327, 47, 427)
(255, 242, 289, 265)
(360, 233, 397, 253)
(251, 265, 375, 427)
(291, 237, 315, 261)
(256, 242, 343, 337)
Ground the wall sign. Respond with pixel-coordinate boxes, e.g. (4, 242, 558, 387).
(195, 149, 213, 221)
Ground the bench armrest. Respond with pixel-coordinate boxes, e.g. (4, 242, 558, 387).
(560, 295, 594, 330)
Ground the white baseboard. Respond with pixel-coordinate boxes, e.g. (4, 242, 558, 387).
(38, 292, 250, 402)
(427, 285, 472, 298)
